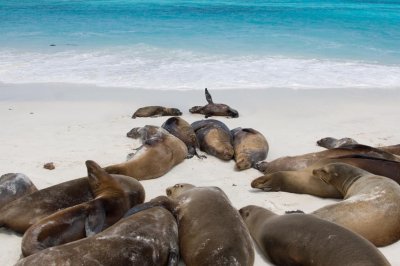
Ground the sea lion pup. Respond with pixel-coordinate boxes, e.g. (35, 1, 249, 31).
(21, 160, 145, 256)
(251, 155, 400, 198)
(156, 184, 253, 266)
(317, 137, 358, 149)
(16, 206, 179, 266)
(239, 205, 390, 266)
(254, 144, 400, 174)
(161, 117, 205, 159)
(191, 119, 234, 160)
(312, 163, 400, 247)
(0, 171, 144, 234)
(231, 127, 269, 170)
(189, 88, 239, 118)
(106, 126, 188, 180)
(132, 105, 182, 118)
(0, 173, 37, 207)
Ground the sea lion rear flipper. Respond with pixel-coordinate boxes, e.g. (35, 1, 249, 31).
(167, 248, 179, 266)
(205, 88, 213, 103)
(85, 203, 106, 237)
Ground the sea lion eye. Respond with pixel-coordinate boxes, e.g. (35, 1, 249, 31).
(180, 185, 183, 188)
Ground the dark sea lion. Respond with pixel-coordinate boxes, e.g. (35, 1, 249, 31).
(16, 206, 179, 266)
(191, 119, 234, 160)
(106, 126, 187, 180)
(0, 173, 37, 207)
(161, 116, 205, 159)
(161, 183, 254, 266)
(132, 105, 182, 118)
(239, 205, 390, 266)
(0, 171, 145, 234)
(231, 127, 269, 170)
(189, 88, 239, 118)
(21, 160, 145, 256)
(255, 144, 400, 174)
(251, 155, 400, 198)
(317, 137, 358, 149)
(312, 163, 400, 247)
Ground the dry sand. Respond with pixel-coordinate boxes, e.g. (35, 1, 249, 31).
(0, 83, 399, 265)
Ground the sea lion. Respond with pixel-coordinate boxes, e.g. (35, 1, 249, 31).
(251, 155, 400, 198)
(16, 206, 179, 266)
(106, 126, 188, 180)
(161, 117, 205, 159)
(379, 144, 400, 156)
(239, 205, 390, 266)
(21, 160, 145, 256)
(162, 184, 254, 266)
(0, 173, 37, 207)
(317, 137, 358, 149)
(189, 88, 239, 118)
(0, 170, 145, 234)
(255, 144, 400, 174)
(191, 119, 234, 160)
(231, 127, 269, 170)
(312, 163, 400, 247)
(132, 106, 182, 118)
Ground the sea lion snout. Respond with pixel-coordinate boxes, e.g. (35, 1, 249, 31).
(229, 109, 239, 118)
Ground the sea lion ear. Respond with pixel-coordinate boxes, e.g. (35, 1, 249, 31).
(85, 202, 106, 237)
(205, 88, 213, 103)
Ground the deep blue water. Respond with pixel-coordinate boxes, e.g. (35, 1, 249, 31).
(0, 0, 399, 89)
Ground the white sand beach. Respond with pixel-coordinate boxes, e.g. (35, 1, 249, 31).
(0, 83, 399, 265)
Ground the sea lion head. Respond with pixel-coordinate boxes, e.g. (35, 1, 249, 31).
(168, 108, 183, 116)
(228, 107, 239, 118)
(316, 137, 337, 148)
(239, 205, 276, 224)
(126, 125, 163, 140)
(166, 183, 195, 199)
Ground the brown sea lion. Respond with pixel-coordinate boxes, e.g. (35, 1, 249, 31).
(189, 88, 239, 118)
(255, 144, 400, 174)
(0, 173, 37, 207)
(132, 105, 182, 118)
(312, 163, 400, 247)
(0, 170, 144, 234)
(106, 126, 188, 180)
(16, 206, 179, 266)
(317, 137, 358, 149)
(251, 155, 400, 198)
(231, 127, 269, 170)
(379, 144, 400, 156)
(239, 205, 390, 266)
(21, 160, 145, 256)
(191, 119, 234, 160)
(161, 117, 205, 159)
(161, 184, 254, 266)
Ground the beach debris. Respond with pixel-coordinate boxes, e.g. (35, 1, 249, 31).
(43, 162, 55, 170)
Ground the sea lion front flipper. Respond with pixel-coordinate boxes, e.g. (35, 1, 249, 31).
(205, 88, 213, 104)
(85, 203, 106, 237)
(167, 248, 179, 266)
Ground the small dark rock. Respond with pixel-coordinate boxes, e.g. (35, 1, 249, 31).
(232, 184, 237, 186)
(50, 44, 56, 46)
(43, 162, 55, 170)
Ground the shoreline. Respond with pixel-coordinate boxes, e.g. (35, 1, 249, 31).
(0, 83, 399, 265)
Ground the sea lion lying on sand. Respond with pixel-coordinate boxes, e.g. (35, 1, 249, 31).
(239, 205, 390, 266)
(0, 173, 37, 207)
(106, 126, 187, 180)
(312, 163, 400, 247)
(21, 160, 145, 256)
(189, 88, 239, 118)
(132, 106, 182, 118)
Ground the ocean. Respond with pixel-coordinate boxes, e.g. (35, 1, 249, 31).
(0, 0, 400, 90)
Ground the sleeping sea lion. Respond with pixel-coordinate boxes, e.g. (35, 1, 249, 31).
(0, 170, 144, 234)
(312, 163, 400, 247)
(106, 126, 187, 180)
(161, 117, 205, 159)
(239, 205, 390, 266)
(132, 106, 182, 118)
(191, 119, 234, 160)
(255, 144, 400, 174)
(16, 206, 179, 266)
(317, 137, 358, 149)
(21, 160, 145, 256)
(0, 173, 37, 207)
(189, 88, 239, 118)
(231, 127, 269, 170)
(251, 155, 400, 198)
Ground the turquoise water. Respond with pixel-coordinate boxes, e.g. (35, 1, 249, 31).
(0, 0, 400, 89)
